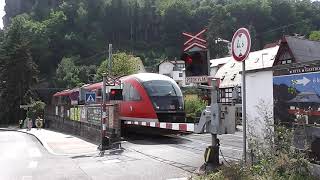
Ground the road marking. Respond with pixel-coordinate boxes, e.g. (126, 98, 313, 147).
(220, 146, 243, 151)
(102, 159, 121, 164)
(22, 176, 33, 180)
(28, 161, 38, 169)
(166, 178, 188, 180)
(28, 148, 42, 158)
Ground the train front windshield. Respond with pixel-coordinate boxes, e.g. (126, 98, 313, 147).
(143, 80, 183, 111)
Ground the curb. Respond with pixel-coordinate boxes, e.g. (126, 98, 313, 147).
(19, 129, 99, 156)
(0, 128, 19, 131)
(2, 128, 98, 157)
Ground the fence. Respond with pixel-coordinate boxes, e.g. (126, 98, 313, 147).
(44, 104, 121, 144)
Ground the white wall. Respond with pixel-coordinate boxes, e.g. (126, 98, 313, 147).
(245, 70, 274, 142)
(159, 62, 174, 75)
(171, 71, 184, 81)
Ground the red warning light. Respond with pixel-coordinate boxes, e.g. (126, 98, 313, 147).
(186, 56, 192, 64)
(111, 90, 116, 95)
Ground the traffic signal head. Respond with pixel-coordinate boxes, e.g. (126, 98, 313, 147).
(181, 51, 208, 77)
(109, 89, 123, 100)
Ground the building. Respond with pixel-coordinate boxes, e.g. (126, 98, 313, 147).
(136, 57, 146, 73)
(210, 57, 230, 77)
(274, 36, 320, 65)
(158, 60, 186, 86)
(214, 46, 279, 104)
(213, 35, 320, 139)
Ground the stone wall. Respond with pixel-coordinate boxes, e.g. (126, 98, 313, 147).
(45, 114, 101, 144)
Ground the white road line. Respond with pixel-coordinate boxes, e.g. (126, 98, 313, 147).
(28, 161, 38, 169)
(28, 148, 42, 158)
(102, 159, 121, 164)
(22, 176, 33, 180)
(220, 146, 243, 151)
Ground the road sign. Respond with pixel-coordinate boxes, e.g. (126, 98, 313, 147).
(183, 29, 208, 52)
(20, 104, 34, 109)
(274, 72, 320, 96)
(71, 100, 78, 105)
(85, 92, 96, 103)
(186, 76, 208, 84)
(231, 27, 251, 163)
(231, 28, 251, 62)
(69, 91, 79, 101)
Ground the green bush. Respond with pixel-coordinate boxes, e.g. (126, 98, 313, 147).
(194, 125, 317, 180)
(185, 96, 207, 123)
(27, 100, 46, 119)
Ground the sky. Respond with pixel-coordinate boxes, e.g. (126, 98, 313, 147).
(0, 0, 5, 29)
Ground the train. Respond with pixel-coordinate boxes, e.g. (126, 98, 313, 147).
(53, 73, 186, 123)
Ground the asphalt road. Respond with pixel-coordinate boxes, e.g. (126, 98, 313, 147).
(0, 131, 90, 180)
(0, 129, 243, 180)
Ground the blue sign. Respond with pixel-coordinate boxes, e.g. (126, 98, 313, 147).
(85, 92, 96, 103)
(273, 72, 320, 96)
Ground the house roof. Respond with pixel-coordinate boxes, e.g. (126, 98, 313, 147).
(285, 36, 320, 63)
(53, 88, 79, 97)
(210, 57, 230, 67)
(215, 46, 279, 88)
(170, 60, 185, 64)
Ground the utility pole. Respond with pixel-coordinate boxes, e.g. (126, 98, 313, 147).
(100, 44, 113, 153)
(242, 61, 247, 163)
(108, 44, 113, 74)
(100, 74, 108, 153)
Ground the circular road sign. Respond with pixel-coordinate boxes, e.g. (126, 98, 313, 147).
(231, 28, 251, 62)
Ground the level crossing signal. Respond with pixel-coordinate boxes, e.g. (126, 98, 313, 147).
(109, 89, 123, 101)
(181, 51, 208, 77)
(182, 29, 209, 78)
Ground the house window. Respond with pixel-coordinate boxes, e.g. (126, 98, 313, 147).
(219, 87, 241, 104)
(179, 73, 183, 77)
(175, 64, 185, 70)
(278, 50, 293, 65)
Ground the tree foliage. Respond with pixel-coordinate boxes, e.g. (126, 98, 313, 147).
(96, 52, 140, 80)
(3, 0, 320, 78)
(309, 31, 320, 41)
(1, 0, 320, 124)
(0, 15, 38, 124)
(56, 56, 82, 88)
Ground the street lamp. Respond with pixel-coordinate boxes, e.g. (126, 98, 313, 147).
(215, 38, 232, 56)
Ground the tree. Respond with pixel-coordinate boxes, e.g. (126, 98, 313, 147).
(55, 56, 82, 88)
(309, 31, 320, 41)
(96, 52, 140, 80)
(0, 15, 38, 125)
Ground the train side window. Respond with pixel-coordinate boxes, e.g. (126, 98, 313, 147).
(129, 85, 141, 101)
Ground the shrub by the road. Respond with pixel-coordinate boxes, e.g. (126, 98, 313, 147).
(194, 125, 317, 180)
(185, 96, 206, 123)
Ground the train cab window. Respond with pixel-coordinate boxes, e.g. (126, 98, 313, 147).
(122, 83, 141, 101)
(143, 80, 182, 97)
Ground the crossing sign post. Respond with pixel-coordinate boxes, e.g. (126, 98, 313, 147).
(85, 92, 96, 104)
(182, 29, 210, 83)
(231, 27, 251, 164)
